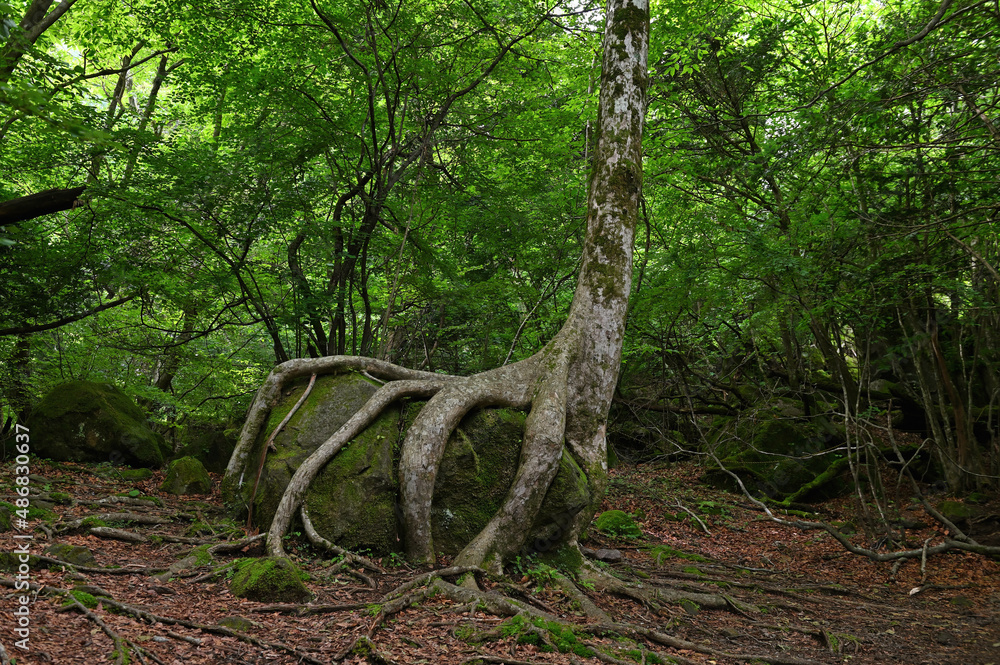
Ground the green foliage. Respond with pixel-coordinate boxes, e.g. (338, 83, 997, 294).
(1, 0, 998, 503)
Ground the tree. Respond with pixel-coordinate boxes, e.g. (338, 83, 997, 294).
(222, 0, 649, 572)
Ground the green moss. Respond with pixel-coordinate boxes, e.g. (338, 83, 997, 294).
(119, 468, 154, 481)
(0, 500, 57, 523)
(44, 543, 97, 567)
(647, 545, 708, 564)
(537, 545, 584, 573)
(186, 521, 215, 537)
(431, 408, 525, 552)
(160, 456, 212, 495)
(499, 616, 593, 658)
(63, 589, 99, 609)
(229, 557, 310, 603)
(594, 510, 642, 540)
(189, 544, 214, 566)
(27, 381, 169, 466)
(938, 500, 975, 522)
(81, 516, 108, 529)
(217, 616, 255, 632)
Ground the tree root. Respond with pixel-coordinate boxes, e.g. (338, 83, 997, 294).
(60, 595, 149, 665)
(248, 601, 369, 615)
(579, 559, 734, 613)
(89, 526, 148, 543)
(549, 570, 610, 623)
(378, 568, 825, 665)
(265, 375, 451, 558)
(57, 512, 173, 532)
(230, 328, 596, 574)
(87, 595, 326, 664)
(300, 504, 384, 584)
(32, 557, 171, 575)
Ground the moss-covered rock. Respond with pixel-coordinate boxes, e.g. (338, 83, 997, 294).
(594, 510, 642, 539)
(227, 373, 401, 553)
(937, 500, 976, 524)
(26, 381, 169, 467)
(44, 543, 98, 567)
(227, 372, 591, 558)
(160, 456, 212, 495)
(701, 417, 848, 501)
(229, 557, 310, 603)
(174, 423, 237, 474)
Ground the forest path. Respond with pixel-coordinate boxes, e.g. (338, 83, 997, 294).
(1, 458, 997, 664)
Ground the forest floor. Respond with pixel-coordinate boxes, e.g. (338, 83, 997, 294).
(1, 457, 998, 665)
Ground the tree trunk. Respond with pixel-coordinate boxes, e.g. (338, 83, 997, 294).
(222, 0, 649, 572)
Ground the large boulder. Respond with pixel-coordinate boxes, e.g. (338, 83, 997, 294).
(27, 381, 169, 467)
(701, 415, 848, 501)
(173, 423, 237, 474)
(160, 456, 212, 495)
(225, 372, 589, 556)
(229, 557, 310, 603)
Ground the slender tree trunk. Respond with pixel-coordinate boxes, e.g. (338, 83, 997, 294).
(0, 0, 78, 84)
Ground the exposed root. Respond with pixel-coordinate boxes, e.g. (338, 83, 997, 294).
(300, 504, 384, 582)
(188, 561, 236, 583)
(579, 559, 732, 612)
(33, 557, 171, 575)
(461, 655, 547, 665)
(265, 376, 449, 558)
(240, 330, 590, 573)
(57, 512, 173, 533)
(92, 595, 326, 664)
(549, 570, 610, 623)
(604, 621, 825, 665)
(89, 526, 148, 543)
(377, 568, 824, 665)
(247, 372, 317, 529)
(207, 532, 266, 555)
(61, 595, 144, 665)
(247, 601, 368, 615)
(227, 355, 457, 481)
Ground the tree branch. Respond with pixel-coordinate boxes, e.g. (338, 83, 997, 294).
(0, 294, 137, 337)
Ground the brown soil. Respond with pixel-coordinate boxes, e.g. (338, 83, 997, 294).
(1, 458, 998, 665)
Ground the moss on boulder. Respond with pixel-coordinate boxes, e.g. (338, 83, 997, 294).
(229, 557, 310, 603)
(26, 381, 169, 467)
(174, 423, 237, 474)
(44, 543, 98, 567)
(594, 510, 642, 539)
(226, 372, 591, 558)
(160, 456, 212, 495)
(701, 416, 848, 501)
